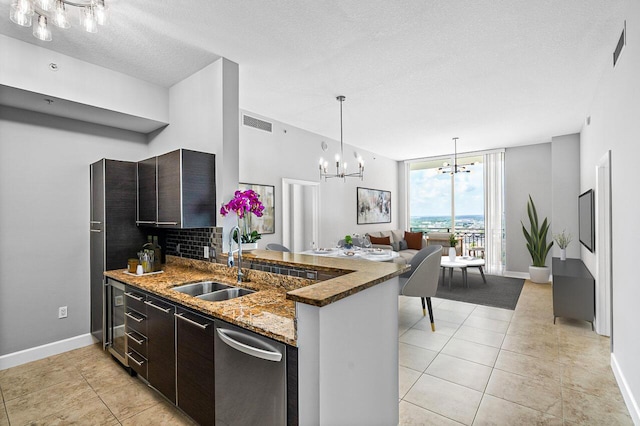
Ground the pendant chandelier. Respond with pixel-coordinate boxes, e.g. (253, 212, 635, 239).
(9, 0, 109, 42)
(319, 95, 364, 181)
(438, 137, 473, 174)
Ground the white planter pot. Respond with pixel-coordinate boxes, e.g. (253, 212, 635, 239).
(448, 247, 456, 262)
(560, 248, 566, 261)
(529, 266, 551, 283)
(241, 242, 258, 252)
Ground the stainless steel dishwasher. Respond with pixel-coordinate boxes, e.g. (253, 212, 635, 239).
(213, 320, 286, 426)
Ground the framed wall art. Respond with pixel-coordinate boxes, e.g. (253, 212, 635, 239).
(357, 187, 391, 224)
(239, 182, 275, 234)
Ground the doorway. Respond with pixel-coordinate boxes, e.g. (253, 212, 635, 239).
(595, 150, 612, 341)
(282, 178, 319, 253)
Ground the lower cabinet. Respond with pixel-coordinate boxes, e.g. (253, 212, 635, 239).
(145, 295, 176, 403)
(124, 287, 148, 379)
(175, 308, 215, 426)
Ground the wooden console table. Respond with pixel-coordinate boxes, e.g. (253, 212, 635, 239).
(552, 257, 595, 329)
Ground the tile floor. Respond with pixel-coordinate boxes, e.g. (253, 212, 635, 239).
(0, 280, 633, 425)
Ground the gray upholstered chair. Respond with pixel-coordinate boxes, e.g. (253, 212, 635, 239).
(398, 245, 443, 331)
(265, 243, 290, 252)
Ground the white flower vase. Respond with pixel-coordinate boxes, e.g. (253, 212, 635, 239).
(560, 248, 566, 261)
(241, 242, 258, 252)
(448, 247, 456, 262)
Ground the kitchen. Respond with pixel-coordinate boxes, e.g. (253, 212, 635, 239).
(0, 33, 403, 425)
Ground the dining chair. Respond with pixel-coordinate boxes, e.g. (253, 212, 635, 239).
(265, 243, 291, 252)
(398, 245, 442, 332)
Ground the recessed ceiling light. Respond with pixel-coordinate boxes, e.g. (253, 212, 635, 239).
(49, 63, 58, 71)
(44, 99, 54, 104)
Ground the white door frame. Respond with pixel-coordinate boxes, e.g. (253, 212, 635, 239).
(282, 178, 319, 252)
(595, 150, 612, 338)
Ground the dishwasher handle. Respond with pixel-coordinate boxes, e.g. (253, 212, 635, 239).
(216, 328, 283, 362)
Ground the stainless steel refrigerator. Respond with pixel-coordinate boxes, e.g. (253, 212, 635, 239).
(90, 159, 145, 344)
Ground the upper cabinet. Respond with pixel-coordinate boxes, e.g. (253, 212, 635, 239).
(137, 149, 216, 228)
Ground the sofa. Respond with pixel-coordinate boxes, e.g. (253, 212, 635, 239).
(366, 229, 427, 265)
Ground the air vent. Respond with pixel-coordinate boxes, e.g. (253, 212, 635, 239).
(243, 114, 272, 133)
(613, 21, 626, 67)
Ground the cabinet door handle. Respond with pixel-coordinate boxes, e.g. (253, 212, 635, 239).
(144, 300, 171, 313)
(175, 313, 209, 330)
(90, 229, 101, 233)
(126, 332, 145, 345)
(125, 311, 144, 323)
(90, 221, 102, 224)
(156, 221, 179, 226)
(124, 292, 144, 302)
(126, 352, 145, 366)
(136, 220, 157, 225)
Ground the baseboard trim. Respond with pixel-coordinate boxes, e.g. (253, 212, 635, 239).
(611, 352, 640, 425)
(503, 270, 530, 279)
(0, 333, 97, 371)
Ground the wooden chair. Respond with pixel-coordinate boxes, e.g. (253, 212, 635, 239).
(398, 245, 443, 331)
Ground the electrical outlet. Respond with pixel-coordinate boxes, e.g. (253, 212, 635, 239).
(58, 306, 68, 319)
(203, 246, 210, 259)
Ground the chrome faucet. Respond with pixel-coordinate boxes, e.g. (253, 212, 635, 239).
(228, 225, 244, 283)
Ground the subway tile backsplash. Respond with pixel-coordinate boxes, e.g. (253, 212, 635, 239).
(164, 227, 223, 261)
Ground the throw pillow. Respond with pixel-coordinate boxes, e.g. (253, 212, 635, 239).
(404, 231, 423, 250)
(398, 239, 408, 251)
(369, 235, 391, 245)
(391, 241, 399, 252)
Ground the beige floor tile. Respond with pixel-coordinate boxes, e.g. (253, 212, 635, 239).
(5, 378, 95, 425)
(563, 387, 633, 425)
(500, 332, 559, 362)
(399, 401, 464, 425)
(425, 353, 492, 392)
(561, 363, 624, 403)
(399, 343, 438, 372)
(462, 315, 510, 334)
(0, 404, 8, 426)
(404, 374, 482, 426)
(469, 305, 514, 322)
(494, 350, 564, 382)
(399, 329, 452, 352)
(441, 338, 499, 367)
(27, 395, 119, 425)
(558, 333, 611, 368)
(121, 400, 196, 425)
(99, 379, 164, 421)
(453, 325, 505, 348)
(0, 360, 84, 401)
(473, 394, 562, 426)
(82, 360, 139, 395)
(399, 366, 422, 399)
(485, 369, 563, 418)
(412, 318, 460, 336)
(431, 308, 471, 325)
(437, 300, 477, 315)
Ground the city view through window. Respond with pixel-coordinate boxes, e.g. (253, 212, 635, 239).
(409, 156, 484, 249)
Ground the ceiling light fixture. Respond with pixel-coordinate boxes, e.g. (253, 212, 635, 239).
(319, 96, 364, 181)
(9, 0, 109, 42)
(438, 137, 473, 174)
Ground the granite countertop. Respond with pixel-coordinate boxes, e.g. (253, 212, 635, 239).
(105, 252, 409, 346)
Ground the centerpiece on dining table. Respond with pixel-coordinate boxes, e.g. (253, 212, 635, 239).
(220, 189, 265, 251)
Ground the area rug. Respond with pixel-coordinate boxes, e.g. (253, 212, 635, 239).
(435, 272, 524, 310)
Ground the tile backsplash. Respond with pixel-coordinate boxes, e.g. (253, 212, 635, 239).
(164, 227, 223, 261)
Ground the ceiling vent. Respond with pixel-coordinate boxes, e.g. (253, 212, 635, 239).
(613, 21, 626, 67)
(243, 114, 273, 133)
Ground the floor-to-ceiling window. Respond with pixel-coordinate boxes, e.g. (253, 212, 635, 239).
(408, 150, 504, 274)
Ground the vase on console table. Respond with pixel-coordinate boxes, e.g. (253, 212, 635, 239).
(448, 247, 456, 262)
(560, 248, 566, 261)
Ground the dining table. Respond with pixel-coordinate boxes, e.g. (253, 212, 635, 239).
(300, 247, 400, 262)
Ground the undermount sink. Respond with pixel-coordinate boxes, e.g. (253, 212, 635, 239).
(172, 281, 255, 302)
(197, 288, 256, 302)
(172, 281, 232, 296)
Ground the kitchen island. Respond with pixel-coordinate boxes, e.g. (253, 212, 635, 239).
(106, 251, 408, 425)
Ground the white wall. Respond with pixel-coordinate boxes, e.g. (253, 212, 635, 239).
(504, 143, 552, 273)
(551, 134, 581, 260)
(240, 110, 399, 249)
(580, 0, 640, 421)
(0, 106, 148, 355)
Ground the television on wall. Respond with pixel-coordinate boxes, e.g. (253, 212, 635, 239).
(578, 189, 595, 252)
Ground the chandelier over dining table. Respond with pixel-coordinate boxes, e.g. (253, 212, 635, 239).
(9, 0, 109, 42)
(319, 95, 365, 181)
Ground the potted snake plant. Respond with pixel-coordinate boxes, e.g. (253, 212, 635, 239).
(521, 195, 553, 283)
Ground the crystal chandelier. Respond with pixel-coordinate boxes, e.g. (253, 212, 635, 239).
(438, 137, 473, 174)
(319, 95, 364, 181)
(9, 0, 109, 42)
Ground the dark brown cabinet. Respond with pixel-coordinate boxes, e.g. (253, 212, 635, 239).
(124, 286, 148, 379)
(175, 308, 215, 426)
(136, 149, 216, 228)
(145, 295, 176, 403)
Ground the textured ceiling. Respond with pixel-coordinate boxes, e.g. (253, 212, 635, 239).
(0, 0, 627, 160)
